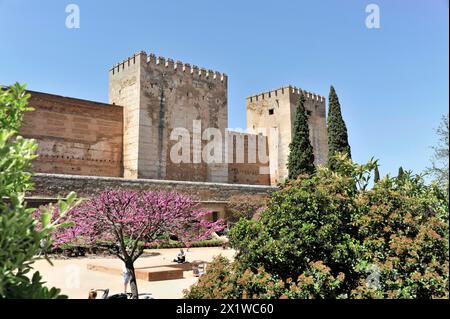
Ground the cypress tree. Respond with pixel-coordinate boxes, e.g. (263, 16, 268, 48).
(327, 85, 351, 169)
(374, 165, 380, 183)
(398, 166, 405, 179)
(287, 93, 315, 179)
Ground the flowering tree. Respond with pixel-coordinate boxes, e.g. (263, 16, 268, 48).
(33, 201, 81, 250)
(54, 190, 223, 299)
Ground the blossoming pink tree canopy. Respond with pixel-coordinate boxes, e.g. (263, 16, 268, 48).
(36, 190, 224, 262)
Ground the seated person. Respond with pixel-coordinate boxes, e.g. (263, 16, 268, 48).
(173, 248, 186, 263)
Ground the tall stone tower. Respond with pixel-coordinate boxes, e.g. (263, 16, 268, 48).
(246, 86, 328, 185)
(109, 51, 228, 182)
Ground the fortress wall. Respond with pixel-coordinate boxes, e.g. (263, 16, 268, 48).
(20, 91, 123, 177)
(246, 86, 328, 185)
(108, 53, 142, 179)
(227, 131, 270, 185)
(246, 87, 292, 185)
(143, 53, 228, 183)
(27, 173, 276, 215)
(109, 52, 228, 183)
(288, 87, 328, 166)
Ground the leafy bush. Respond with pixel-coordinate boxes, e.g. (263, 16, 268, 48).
(184, 256, 285, 299)
(0, 84, 77, 299)
(350, 172, 449, 298)
(229, 155, 368, 285)
(185, 154, 449, 299)
(184, 257, 344, 299)
(226, 194, 266, 223)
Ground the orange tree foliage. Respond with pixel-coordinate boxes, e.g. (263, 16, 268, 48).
(184, 256, 344, 299)
(184, 155, 449, 299)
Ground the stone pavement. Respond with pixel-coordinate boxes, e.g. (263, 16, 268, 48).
(32, 247, 235, 299)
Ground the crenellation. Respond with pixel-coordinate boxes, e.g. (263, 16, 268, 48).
(191, 65, 199, 76)
(166, 58, 174, 69)
(221, 73, 227, 83)
(110, 52, 144, 75)
(156, 56, 165, 66)
(147, 53, 157, 64)
(112, 51, 227, 85)
(247, 86, 325, 102)
(175, 60, 183, 71)
(183, 63, 191, 73)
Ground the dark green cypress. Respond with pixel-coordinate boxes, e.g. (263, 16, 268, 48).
(287, 93, 315, 179)
(327, 85, 351, 169)
(398, 166, 405, 179)
(374, 165, 380, 183)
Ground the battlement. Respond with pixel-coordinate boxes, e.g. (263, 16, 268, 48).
(246, 85, 325, 103)
(110, 51, 227, 83)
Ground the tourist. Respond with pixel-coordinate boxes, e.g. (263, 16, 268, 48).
(122, 266, 131, 293)
(173, 248, 186, 263)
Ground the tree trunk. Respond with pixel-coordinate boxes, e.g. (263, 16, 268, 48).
(125, 259, 139, 299)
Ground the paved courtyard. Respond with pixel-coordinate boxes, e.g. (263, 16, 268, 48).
(33, 247, 236, 299)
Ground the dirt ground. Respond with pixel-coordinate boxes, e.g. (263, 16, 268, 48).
(32, 247, 236, 299)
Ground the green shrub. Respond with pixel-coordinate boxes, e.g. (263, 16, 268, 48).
(186, 155, 449, 299)
(184, 256, 286, 299)
(184, 257, 345, 299)
(229, 155, 365, 284)
(226, 194, 266, 223)
(0, 84, 77, 299)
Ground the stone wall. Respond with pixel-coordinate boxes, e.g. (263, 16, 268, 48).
(28, 173, 276, 215)
(227, 131, 270, 185)
(20, 91, 123, 177)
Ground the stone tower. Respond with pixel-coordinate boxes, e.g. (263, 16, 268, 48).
(109, 51, 228, 182)
(246, 86, 328, 185)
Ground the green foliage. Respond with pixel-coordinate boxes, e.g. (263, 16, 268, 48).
(0, 84, 77, 299)
(184, 257, 345, 299)
(398, 166, 405, 180)
(187, 155, 449, 299)
(0, 83, 34, 132)
(284, 261, 345, 299)
(374, 165, 380, 183)
(427, 113, 449, 191)
(327, 86, 351, 170)
(183, 256, 286, 299)
(226, 194, 266, 223)
(351, 173, 449, 298)
(230, 154, 367, 285)
(287, 93, 315, 179)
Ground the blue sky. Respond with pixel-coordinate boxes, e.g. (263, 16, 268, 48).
(0, 0, 448, 177)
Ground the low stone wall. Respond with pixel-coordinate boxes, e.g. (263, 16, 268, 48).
(28, 173, 276, 203)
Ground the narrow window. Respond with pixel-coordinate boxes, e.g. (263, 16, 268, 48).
(269, 109, 274, 115)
